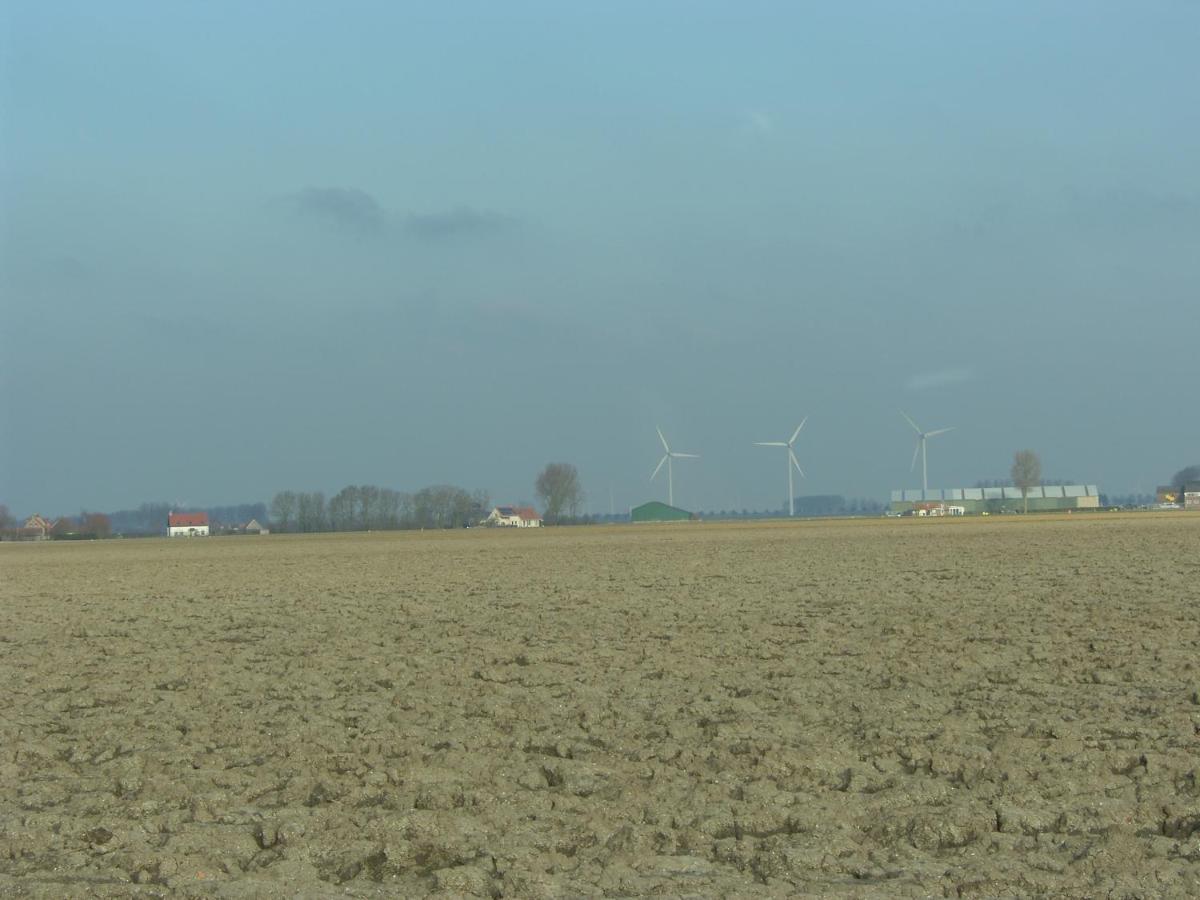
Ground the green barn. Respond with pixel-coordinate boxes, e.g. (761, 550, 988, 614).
(631, 501, 695, 523)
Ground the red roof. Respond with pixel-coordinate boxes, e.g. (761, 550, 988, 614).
(514, 507, 540, 521)
(169, 512, 209, 527)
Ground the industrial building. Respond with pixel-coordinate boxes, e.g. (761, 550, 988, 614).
(1158, 483, 1200, 509)
(1156, 486, 1181, 506)
(889, 485, 1102, 515)
(631, 501, 696, 523)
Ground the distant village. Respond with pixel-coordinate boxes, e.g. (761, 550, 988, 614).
(3, 504, 544, 541)
(4, 510, 268, 541)
(3, 485, 1195, 542)
(3, 461, 1196, 541)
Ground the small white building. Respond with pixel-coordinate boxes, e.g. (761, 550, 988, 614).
(486, 506, 542, 528)
(168, 511, 210, 537)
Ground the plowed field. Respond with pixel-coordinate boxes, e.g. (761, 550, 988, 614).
(2, 514, 1199, 897)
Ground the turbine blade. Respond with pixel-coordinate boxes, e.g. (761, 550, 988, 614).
(755, 442, 787, 447)
(650, 455, 667, 481)
(926, 426, 955, 437)
(671, 452, 700, 459)
(900, 410, 921, 434)
(910, 441, 921, 472)
(790, 449, 805, 478)
(789, 417, 808, 446)
(656, 426, 670, 453)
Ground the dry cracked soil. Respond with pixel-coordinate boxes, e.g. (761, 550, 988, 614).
(2, 513, 1200, 897)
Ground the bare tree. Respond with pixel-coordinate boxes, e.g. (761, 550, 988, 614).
(536, 462, 583, 524)
(412, 484, 475, 529)
(296, 491, 327, 533)
(328, 486, 357, 531)
(81, 511, 112, 538)
(377, 488, 403, 529)
(270, 491, 298, 532)
(470, 489, 491, 525)
(358, 484, 381, 530)
(270, 484, 479, 532)
(52, 516, 78, 537)
(326, 484, 405, 530)
(1011, 450, 1041, 514)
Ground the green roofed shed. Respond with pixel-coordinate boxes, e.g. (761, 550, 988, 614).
(631, 501, 694, 523)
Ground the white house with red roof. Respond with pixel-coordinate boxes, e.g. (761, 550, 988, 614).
(486, 506, 542, 528)
(168, 511, 210, 537)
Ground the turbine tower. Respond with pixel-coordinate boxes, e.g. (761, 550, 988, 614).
(754, 417, 808, 517)
(650, 426, 699, 507)
(901, 410, 954, 495)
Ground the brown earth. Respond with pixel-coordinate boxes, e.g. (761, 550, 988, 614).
(2, 514, 1199, 897)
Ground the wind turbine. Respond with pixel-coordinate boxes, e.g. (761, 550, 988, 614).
(900, 410, 954, 495)
(650, 426, 699, 507)
(754, 418, 808, 517)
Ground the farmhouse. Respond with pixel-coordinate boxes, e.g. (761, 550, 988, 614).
(19, 515, 57, 540)
(168, 511, 210, 537)
(486, 506, 542, 528)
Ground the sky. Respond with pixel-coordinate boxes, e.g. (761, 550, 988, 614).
(3, 1, 1198, 517)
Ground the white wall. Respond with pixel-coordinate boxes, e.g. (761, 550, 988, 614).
(168, 525, 210, 537)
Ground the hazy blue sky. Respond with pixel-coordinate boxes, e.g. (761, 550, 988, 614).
(3, 2, 1198, 516)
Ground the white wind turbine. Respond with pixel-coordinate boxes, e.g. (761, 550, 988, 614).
(901, 410, 954, 495)
(650, 426, 699, 507)
(754, 418, 808, 517)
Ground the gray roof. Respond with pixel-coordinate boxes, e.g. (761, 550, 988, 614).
(890, 485, 1101, 503)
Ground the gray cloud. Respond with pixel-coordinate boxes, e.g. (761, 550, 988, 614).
(283, 191, 513, 241)
(402, 206, 514, 240)
(905, 367, 974, 392)
(1064, 186, 1200, 231)
(44, 255, 91, 280)
(741, 108, 774, 135)
(290, 187, 387, 235)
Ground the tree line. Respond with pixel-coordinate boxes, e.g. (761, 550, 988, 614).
(265, 463, 587, 533)
(1, 510, 114, 539)
(268, 484, 492, 533)
(108, 502, 267, 536)
(6, 459, 1196, 539)
(667, 496, 885, 519)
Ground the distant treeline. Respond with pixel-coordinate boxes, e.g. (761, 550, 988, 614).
(101, 492, 888, 535)
(703, 496, 885, 518)
(108, 502, 267, 536)
(269, 484, 492, 533)
(15, 467, 1189, 541)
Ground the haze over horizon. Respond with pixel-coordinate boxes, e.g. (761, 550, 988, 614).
(3, 2, 1198, 517)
